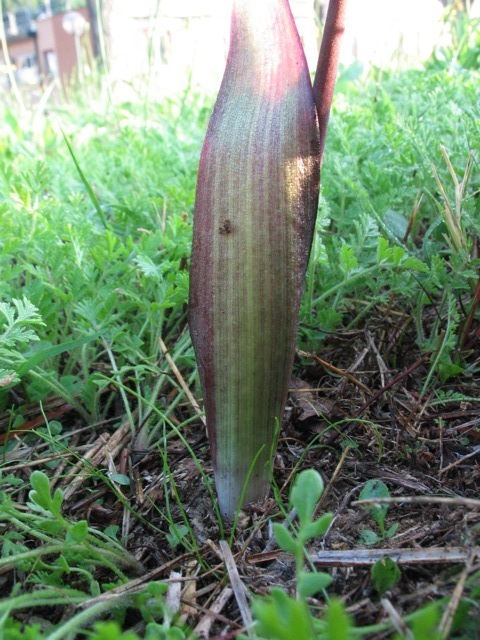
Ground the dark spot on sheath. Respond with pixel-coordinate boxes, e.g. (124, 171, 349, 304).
(219, 219, 233, 235)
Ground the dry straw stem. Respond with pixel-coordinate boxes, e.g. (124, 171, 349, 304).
(431, 145, 474, 256)
(314, 547, 480, 567)
(179, 559, 198, 622)
(78, 548, 204, 608)
(60, 419, 133, 500)
(165, 570, 183, 614)
(381, 598, 414, 640)
(439, 446, 480, 474)
(219, 540, 253, 634)
(194, 587, 233, 638)
(438, 550, 476, 640)
(353, 495, 480, 509)
(158, 337, 205, 425)
(298, 348, 371, 394)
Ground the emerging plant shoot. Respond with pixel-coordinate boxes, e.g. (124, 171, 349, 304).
(189, 0, 346, 519)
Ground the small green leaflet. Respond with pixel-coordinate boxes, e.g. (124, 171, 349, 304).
(16, 333, 101, 378)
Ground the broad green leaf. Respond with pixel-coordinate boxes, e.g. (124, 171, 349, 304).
(16, 332, 100, 377)
(0, 473, 23, 487)
(91, 621, 141, 640)
(385, 522, 399, 538)
(401, 256, 429, 272)
(146, 582, 169, 597)
(103, 525, 120, 541)
(297, 571, 333, 598)
(384, 208, 408, 239)
(166, 524, 189, 549)
(377, 237, 392, 263)
(164, 629, 186, 640)
(339, 243, 358, 273)
(109, 473, 131, 486)
(320, 598, 353, 640)
(38, 520, 64, 535)
(58, 554, 70, 572)
(66, 520, 89, 545)
(371, 557, 401, 593)
(301, 513, 334, 542)
(359, 479, 390, 532)
(253, 587, 316, 640)
(358, 529, 382, 546)
(409, 603, 442, 639)
(28, 471, 63, 517)
(90, 579, 101, 597)
(291, 469, 324, 526)
(273, 523, 300, 555)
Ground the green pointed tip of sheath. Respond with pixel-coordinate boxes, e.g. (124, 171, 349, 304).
(189, 0, 321, 519)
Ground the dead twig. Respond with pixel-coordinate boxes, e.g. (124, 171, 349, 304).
(166, 570, 182, 614)
(78, 548, 203, 608)
(381, 598, 414, 640)
(61, 420, 133, 500)
(313, 445, 351, 518)
(0, 402, 74, 445)
(438, 447, 480, 475)
(297, 348, 371, 395)
(354, 354, 430, 417)
(353, 495, 480, 509)
(439, 551, 476, 639)
(219, 540, 253, 635)
(159, 337, 206, 425)
(314, 547, 480, 567)
(194, 587, 233, 638)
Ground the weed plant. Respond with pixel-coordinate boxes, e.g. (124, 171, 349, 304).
(304, 61, 479, 391)
(0, 93, 210, 424)
(0, 27, 479, 639)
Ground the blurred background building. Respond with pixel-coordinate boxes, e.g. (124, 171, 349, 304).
(1, 0, 479, 98)
(1, 2, 93, 89)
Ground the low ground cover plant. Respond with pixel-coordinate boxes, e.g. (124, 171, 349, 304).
(0, 7, 479, 637)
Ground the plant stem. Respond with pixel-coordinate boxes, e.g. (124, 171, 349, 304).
(46, 598, 128, 640)
(313, 0, 348, 163)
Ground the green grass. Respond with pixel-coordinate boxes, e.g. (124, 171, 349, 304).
(0, 32, 479, 639)
(2, 61, 478, 427)
(302, 61, 479, 389)
(0, 94, 211, 422)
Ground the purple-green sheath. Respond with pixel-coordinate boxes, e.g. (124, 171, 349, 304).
(189, 0, 320, 519)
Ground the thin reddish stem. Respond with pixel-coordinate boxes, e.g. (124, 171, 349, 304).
(313, 0, 348, 164)
(460, 278, 480, 349)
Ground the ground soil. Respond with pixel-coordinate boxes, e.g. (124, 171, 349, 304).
(1, 311, 480, 638)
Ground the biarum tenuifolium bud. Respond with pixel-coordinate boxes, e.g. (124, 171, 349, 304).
(189, 0, 346, 519)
